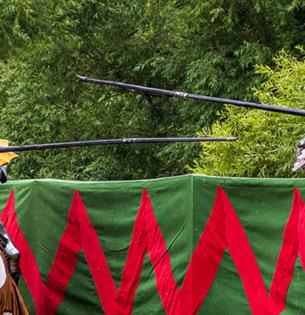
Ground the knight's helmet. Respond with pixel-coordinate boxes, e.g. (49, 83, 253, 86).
(0, 139, 17, 183)
(293, 137, 305, 172)
(0, 165, 8, 184)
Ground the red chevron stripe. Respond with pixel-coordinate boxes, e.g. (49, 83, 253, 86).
(45, 191, 82, 315)
(180, 187, 303, 315)
(0, 186, 304, 314)
(269, 188, 301, 311)
(0, 191, 47, 314)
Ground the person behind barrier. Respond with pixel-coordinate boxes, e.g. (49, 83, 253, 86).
(0, 222, 28, 315)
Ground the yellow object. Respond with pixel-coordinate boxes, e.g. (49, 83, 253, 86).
(0, 140, 17, 167)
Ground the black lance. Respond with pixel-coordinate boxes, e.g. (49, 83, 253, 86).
(0, 137, 237, 153)
(76, 75, 305, 117)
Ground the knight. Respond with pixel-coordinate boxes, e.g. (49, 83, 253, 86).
(0, 222, 28, 315)
(292, 137, 305, 172)
(0, 140, 28, 314)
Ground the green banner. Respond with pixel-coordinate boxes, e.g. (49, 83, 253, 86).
(0, 174, 305, 314)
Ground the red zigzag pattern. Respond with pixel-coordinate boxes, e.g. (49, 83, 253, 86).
(0, 186, 305, 315)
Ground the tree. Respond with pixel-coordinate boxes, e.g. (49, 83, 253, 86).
(190, 49, 305, 177)
(1, 0, 305, 180)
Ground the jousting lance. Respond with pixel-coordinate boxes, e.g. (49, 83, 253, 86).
(76, 75, 305, 117)
(0, 137, 237, 153)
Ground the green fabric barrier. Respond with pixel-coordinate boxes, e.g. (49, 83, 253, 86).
(0, 174, 304, 314)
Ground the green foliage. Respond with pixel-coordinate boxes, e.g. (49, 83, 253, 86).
(1, 0, 305, 180)
(191, 49, 305, 177)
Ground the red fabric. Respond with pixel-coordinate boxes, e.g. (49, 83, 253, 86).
(144, 189, 180, 314)
(0, 187, 304, 315)
(181, 187, 304, 315)
(116, 189, 148, 314)
(45, 191, 82, 314)
(70, 191, 117, 314)
(270, 188, 302, 310)
(0, 191, 46, 314)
